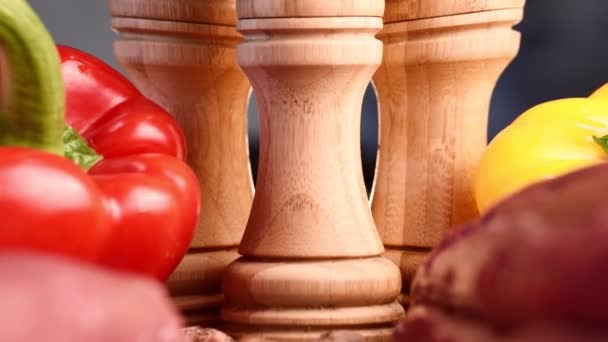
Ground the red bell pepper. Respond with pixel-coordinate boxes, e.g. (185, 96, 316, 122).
(0, 0, 199, 281)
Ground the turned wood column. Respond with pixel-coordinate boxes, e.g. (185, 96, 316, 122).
(220, 0, 404, 340)
(108, 0, 253, 325)
(372, 0, 525, 305)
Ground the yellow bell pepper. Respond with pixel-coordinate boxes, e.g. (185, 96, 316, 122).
(474, 83, 608, 213)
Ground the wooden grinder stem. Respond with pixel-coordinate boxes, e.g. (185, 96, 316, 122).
(221, 0, 404, 339)
(372, 0, 526, 305)
(108, 0, 254, 325)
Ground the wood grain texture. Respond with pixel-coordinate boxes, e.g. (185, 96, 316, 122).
(236, 16, 385, 258)
(109, 0, 238, 25)
(222, 258, 404, 327)
(384, 0, 525, 23)
(383, 248, 427, 296)
(236, 0, 385, 19)
(221, 1, 404, 339)
(109, 0, 253, 325)
(372, 7, 524, 303)
(223, 258, 402, 308)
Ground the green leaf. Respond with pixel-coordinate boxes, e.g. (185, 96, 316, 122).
(62, 125, 102, 171)
(594, 135, 608, 154)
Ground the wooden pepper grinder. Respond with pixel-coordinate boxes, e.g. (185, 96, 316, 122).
(220, 0, 404, 339)
(108, 0, 254, 325)
(372, 0, 526, 305)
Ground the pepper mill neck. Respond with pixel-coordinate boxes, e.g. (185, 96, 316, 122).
(234, 7, 386, 258)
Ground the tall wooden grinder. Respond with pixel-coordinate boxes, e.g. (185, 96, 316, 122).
(372, 0, 525, 305)
(218, 0, 405, 339)
(108, 0, 254, 326)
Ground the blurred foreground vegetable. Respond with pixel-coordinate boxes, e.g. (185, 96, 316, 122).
(475, 83, 608, 213)
(394, 162, 608, 342)
(0, 252, 186, 342)
(0, 0, 199, 281)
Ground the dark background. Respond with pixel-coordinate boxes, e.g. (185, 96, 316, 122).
(29, 0, 608, 193)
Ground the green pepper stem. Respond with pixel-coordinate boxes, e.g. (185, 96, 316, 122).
(0, 0, 64, 154)
(593, 135, 608, 155)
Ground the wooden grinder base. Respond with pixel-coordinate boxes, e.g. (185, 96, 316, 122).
(220, 0, 404, 340)
(108, 0, 254, 326)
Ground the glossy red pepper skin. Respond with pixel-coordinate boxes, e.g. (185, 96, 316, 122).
(0, 45, 199, 282)
(59, 45, 199, 281)
(58, 45, 186, 160)
(0, 148, 112, 260)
